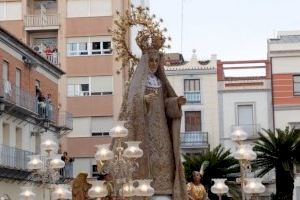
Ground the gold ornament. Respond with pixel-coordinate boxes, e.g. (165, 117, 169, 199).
(110, 5, 171, 80)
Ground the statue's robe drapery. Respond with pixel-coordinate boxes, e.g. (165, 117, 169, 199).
(119, 53, 188, 200)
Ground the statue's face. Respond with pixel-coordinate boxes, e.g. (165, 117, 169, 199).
(148, 54, 159, 73)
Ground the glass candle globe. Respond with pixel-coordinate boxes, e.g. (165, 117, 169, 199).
(135, 180, 155, 197)
(50, 155, 65, 169)
(27, 155, 43, 170)
(88, 181, 108, 198)
(233, 144, 257, 161)
(109, 125, 128, 138)
(244, 178, 266, 194)
(41, 139, 58, 153)
(19, 186, 36, 200)
(231, 126, 248, 141)
(123, 141, 143, 158)
(52, 185, 72, 200)
(95, 144, 114, 161)
(211, 179, 229, 195)
(120, 181, 136, 197)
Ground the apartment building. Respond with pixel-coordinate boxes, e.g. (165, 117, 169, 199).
(165, 50, 219, 155)
(217, 60, 275, 197)
(0, 26, 69, 199)
(268, 31, 300, 200)
(217, 60, 273, 148)
(0, 0, 133, 179)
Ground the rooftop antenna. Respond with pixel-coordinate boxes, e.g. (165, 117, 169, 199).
(180, 0, 184, 53)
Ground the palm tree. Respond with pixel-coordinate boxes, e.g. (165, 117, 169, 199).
(253, 127, 300, 200)
(183, 145, 240, 200)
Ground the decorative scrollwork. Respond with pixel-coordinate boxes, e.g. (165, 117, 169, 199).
(109, 5, 171, 80)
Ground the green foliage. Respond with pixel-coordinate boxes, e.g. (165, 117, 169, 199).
(183, 145, 240, 200)
(253, 127, 300, 200)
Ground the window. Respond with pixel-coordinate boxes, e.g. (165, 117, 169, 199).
(91, 132, 109, 136)
(236, 104, 255, 135)
(67, 84, 90, 96)
(67, 0, 112, 17)
(67, 76, 113, 97)
(92, 165, 99, 177)
(184, 79, 201, 103)
(294, 75, 300, 96)
(184, 79, 200, 92)
(0, 2, 22, 21)
(2, 61, 9, 80)
(185, 111, 201, 132)
(67, 37, 112, 56)
(68, 42, 88, 56)
(91, 41, 112, 55)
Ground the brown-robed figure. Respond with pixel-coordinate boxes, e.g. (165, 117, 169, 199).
(119, 29, 188, 199)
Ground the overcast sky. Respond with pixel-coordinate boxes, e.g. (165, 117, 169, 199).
(150, 0, 300, 61)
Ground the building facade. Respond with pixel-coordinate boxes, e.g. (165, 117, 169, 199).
(217, 60, 273, 149)
(165, 51, 219, 155)
(0, 26, 67, 199)
(268, 31, 300, 200)
(0, 0, 135, 179)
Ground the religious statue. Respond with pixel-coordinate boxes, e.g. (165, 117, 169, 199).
(110, 6, 188, 199)
(72, 172, 92, 200)
(187, 171, 207, 200)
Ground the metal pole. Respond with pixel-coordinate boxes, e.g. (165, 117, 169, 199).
(239, 160, 246, 200)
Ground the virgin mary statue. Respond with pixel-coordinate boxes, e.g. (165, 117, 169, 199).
(119, 30, 188, 200)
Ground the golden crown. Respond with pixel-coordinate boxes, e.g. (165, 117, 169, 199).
(136, 28, 165, 53)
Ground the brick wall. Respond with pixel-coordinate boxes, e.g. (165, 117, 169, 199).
(0, 48, 59, 111)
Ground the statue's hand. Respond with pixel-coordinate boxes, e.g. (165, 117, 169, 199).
(144, 93, 157, 103)
(177, 96, 186, 105)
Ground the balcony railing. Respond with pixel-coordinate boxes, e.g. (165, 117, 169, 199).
(58, 111, 73, 130)
(232, 124, 261, 139)
(0, 144, 33, 170)
(184, 91, 201, 103)
(0, 79, 36, 113)
(24, 14, 60, 29)
(180, 132, 209, 148)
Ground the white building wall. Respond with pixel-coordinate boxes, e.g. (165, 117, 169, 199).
(220, 91, 272, 149)
(73, 158, 93, 178)
(274, 109, 300, 129)
(272, 57, 300, 74)
(167, 72, 219, 149)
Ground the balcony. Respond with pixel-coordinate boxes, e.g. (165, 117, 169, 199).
(180, 132, 209, 149)
(232, 124, 261, 139)
(0, 79, 36, 115)
(0, 144, 33, 180)
(58, 111, 73, 131)
(184, 91, 201, 103)
(24, 14, 60, 30)
(32, 43, 59, 66)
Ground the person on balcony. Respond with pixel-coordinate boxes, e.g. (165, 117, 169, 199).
(45, 93, 52, 120)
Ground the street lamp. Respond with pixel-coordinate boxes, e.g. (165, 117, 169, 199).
(90, 125, 154, 199)
(19, 186, 36, 200)
(231, 126, 264, 200)
(211, 179, 229, 200)
(52, 184, 72, 200)
(25, 136, 71, 199)
(244, 178, 266, 199)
